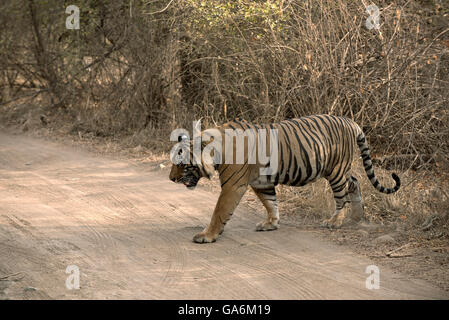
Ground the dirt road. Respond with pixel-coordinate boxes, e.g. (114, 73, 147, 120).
(0, 132, 447, 299)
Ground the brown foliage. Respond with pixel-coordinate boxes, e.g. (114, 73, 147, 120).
(1, 0, 448, 170)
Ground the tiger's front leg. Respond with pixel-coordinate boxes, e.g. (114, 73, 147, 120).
(252, 186, 279, 231)
(193, 184, 248, 243)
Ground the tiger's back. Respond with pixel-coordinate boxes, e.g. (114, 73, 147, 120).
(219, 114, 360, 191)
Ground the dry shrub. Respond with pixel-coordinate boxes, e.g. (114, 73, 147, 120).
(179, 0, 449, 170)
(1, 1, 448, 165)
(1, 1, 448, 229)
(272, 155, 449, 235)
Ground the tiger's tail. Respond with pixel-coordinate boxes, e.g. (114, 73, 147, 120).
(356, 131, 400, 194)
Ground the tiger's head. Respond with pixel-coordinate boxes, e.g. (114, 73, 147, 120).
(169, 134, 215, 190)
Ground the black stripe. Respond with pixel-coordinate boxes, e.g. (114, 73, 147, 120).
(278, 124, 293, 183)
(332, 183, 346, 193)
(231, 165, 249, 188)
(219, 164, 229, 175)
(282, 172, 290, 185)
(260, 188, 276, 196)
(301, 119, 323, 179)
(360, 147, 369, 153)
(288, 120, 313, 180)
(277, 140, 285, 184)
(221, 161, 248, 188)
(282, 122, 302, 184)
(309, 116, 329, 165)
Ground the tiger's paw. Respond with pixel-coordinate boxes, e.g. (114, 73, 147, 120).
(256, 221, 279, 232)
(193, 232, 217, 244)
(321, 218, 343, 229)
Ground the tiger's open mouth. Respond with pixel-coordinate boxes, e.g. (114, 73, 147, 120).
(181, 176, 199, 190)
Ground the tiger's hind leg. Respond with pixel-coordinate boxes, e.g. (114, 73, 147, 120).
(251, 186, 279, 231)
(347, 176, 365, 221)
(322, 174, 351, 229)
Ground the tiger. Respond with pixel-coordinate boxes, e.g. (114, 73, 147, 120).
(169, 114, 400, 243)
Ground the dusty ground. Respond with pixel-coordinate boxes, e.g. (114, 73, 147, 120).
(0, 130, 448, 299)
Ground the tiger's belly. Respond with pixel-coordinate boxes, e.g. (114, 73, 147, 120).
(248, 166, 324, 189)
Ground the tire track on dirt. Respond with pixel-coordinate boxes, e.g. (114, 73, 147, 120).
(1, 131, 448, 299)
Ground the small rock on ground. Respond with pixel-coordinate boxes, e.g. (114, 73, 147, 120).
(373, 234, 396, 244)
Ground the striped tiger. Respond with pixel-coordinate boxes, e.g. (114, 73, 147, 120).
(169, 114, 400, 243)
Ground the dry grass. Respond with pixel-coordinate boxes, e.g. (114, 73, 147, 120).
(271, 157, 449, 237)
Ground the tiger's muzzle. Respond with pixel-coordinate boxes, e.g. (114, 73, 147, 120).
(171, 165, 201, 190)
